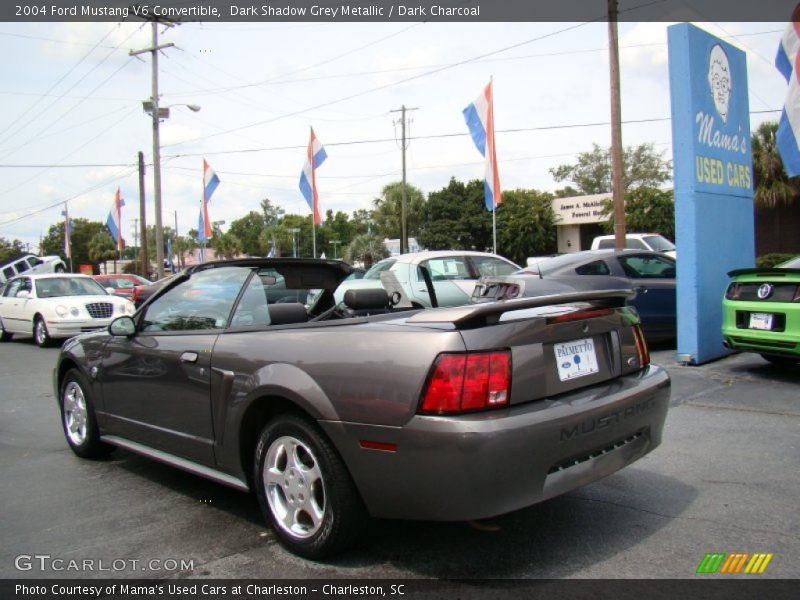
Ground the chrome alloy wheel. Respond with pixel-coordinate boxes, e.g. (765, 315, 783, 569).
(62, 380, 88, 446)
(35, 319, 48, 346)
(263, 435, 326, 539)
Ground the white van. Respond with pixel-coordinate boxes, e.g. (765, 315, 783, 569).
(591, 233, 676, 258)
(0, 254, 67, 284)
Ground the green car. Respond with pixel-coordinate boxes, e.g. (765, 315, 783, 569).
(722, 256, 800, 365)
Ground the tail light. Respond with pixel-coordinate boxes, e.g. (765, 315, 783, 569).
(632, 324, 650, 369)
(419, 351, 511, 414)
(726, 283, 742, 299)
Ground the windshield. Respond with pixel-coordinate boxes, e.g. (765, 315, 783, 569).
(363, 259, 397, 280)
(36, 277, 108, 298)
(643, 235, 676, 252)
(779, 256, 800, 268)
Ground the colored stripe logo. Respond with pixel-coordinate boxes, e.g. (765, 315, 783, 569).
(697, 552, 773, 574)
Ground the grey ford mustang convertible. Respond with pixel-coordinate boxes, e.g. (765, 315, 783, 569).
(54, 258, 670, 559)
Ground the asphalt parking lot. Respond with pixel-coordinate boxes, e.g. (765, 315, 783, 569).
(0, 337, 798, 580)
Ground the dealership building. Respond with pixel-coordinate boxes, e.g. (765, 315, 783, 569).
(551, 193, 611, 253)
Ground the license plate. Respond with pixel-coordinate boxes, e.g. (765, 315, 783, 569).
(749, 312, 774, 330)
(554, 338, 599, 382)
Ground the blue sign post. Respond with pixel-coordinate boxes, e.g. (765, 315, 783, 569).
(667, 24, 754, 365)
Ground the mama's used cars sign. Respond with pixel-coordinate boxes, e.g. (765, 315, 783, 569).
(668, 24, 755, 365)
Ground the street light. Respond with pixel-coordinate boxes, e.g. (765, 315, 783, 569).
(290, 228, 300, 258)
(142, 100, 201, 278)
(329, 239, 341, 259)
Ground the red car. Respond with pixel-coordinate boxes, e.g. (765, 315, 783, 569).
(93, 274, 151, 300)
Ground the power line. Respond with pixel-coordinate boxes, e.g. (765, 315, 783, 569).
(162, 21, 598, 149)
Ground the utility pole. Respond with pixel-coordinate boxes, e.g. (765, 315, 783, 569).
(608, 0, 627, 250)
(132, 218, 139, 264)
(390, 104, 418, 254)
(137, 151, 149, 277)
(131, 20, 174, 279)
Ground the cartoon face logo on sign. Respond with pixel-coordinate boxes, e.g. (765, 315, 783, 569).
(707, 44, 731, 124)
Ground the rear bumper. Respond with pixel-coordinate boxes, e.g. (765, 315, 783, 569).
(722, 300, 800, 357)
(321, 365, 670, 520)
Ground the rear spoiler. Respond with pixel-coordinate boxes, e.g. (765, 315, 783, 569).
(728, 268, 800, 277)
(407, 289, 635, 328)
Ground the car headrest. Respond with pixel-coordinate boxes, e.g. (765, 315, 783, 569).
(268, 303, 308, 325)
(343, 288, 390, 311)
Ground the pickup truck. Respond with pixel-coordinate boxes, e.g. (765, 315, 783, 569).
(54, 258, 671, 559)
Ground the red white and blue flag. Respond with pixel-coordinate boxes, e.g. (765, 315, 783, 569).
(61, 205, 73, 259)
(299, 127, 327, 225)
(106, 187, 125, 251)
(463, 80, 502, 211)
(198, 159, 220, 242)
(776, 6, 800, 82)
(776, 7, 800, 176)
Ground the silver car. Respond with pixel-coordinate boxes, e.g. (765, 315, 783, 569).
(334, 250, 520, 308)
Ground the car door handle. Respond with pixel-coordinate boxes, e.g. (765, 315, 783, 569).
(635, 286, 649, 294)
(180, 352, 199, 363)
(417, 288, 429, 293)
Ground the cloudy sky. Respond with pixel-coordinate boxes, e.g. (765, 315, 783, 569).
(0, 18, 789, 251)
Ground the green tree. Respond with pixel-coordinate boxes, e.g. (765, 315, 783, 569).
(496, 189, 558, 264)
(260, 197, 282, 226)
(173, 235, 197, 269)
(417, 178, 492, 251)
(371, 181, 426, 239)
(550, 142, 672, 194)
(752, 121, 797, 207)
(229, 211, 266, 256)
(87, 232, 119, 272)
(601, 187, 675, 241)
(343, 233, 389, 269)
(212, 231, 244, 260)
(0, 236, 26, 262)
(41, 218, 109, 271)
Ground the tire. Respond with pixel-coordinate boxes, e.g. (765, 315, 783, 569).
(254, 414, 363, 559)
(760, 354, 799, 367)
(0, 318, 11, 342)
(33, 316, 52, 348)
(59, 369, 113, 459)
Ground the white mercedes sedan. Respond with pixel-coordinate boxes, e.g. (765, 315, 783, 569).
(0, 273, 135, 347)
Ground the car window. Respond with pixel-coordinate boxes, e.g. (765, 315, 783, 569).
(3, 266, 15, 280)
(36, 277, 107, 298)
(112, 278, 135, 289)
(15, 260, 29, 273)
(141, 266, 250, 332)
(418, 257, 471, 281)
(618, 255, 676, 279)
(597, 239, 614, 249)
(230, 272, 272, 328)
(469, 255, 518, 277)
(575, 260, 611, 276)
(26, 257, 40, 268)
(4, 279, 25, 297)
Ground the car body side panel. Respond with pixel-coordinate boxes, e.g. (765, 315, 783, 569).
(207, 321, 466, 479)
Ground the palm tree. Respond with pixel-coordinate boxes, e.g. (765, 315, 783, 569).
(752, 121, 797, 207)
(343, 234, 389, 269)
(212, 232, 243, 260)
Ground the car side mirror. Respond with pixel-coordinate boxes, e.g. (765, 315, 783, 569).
(16, 290, 30, 299)
(105, 287, 116, 295)
(109, 316, 136, 337)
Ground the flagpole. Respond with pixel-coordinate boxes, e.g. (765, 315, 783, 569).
(312, 222, 316, 259)
(492, 206, 497, 254)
